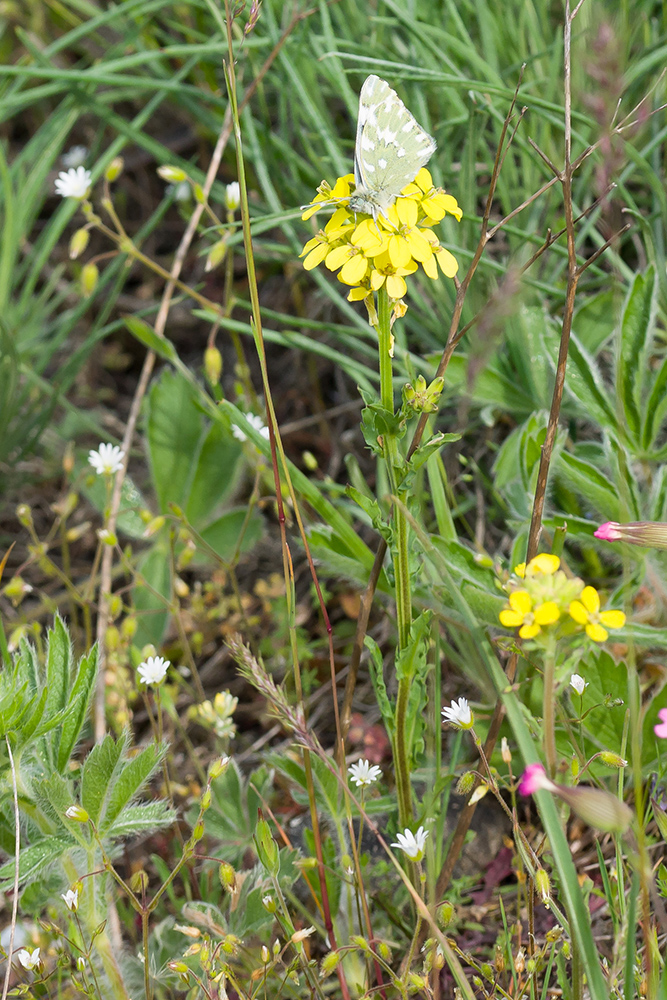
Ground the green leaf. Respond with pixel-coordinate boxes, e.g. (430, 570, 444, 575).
(395, 611, 432, 682)
(563, 335, 617, 430)
(365, 635, 394, 741)
(132, 542, 172, 649)
(146, 368, 205, 513)
(556, 451, 620, 520)
(57, 645, 98, 772)
(45, 614, 72, 720)
(0, 836, 75, 891)
(185, 421, 243, 529)
(103, 801, 175, 837)
(123, 314, 179, 363)
(80, 731, 128, 825)
(198, 508, 263, 563)
(618, 267, 655, 444)
(100, 739, 167, 832)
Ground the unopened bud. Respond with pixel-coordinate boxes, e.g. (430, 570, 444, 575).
(501, 737, 512, 764)
(157, 165, 187, 183)
(320, 951, 341, 978)
(16, 503, 33, 527)
(219, 861, 236, 891)
(302, 450, 318, 471)
(65, 805, 89, 822)
(437, 900, 454, 927)
(80, 261, 99, 297)
(598, 751, 628, 769)
(514, 949, 525, 974)
(495, 946, 505, 973)
(105, 157, 124, 182)
(291, 926, 315, 943)
(456, 771, 476, 795)
(534, 868, 550, 901)
(205, 239, 227, 272)
(225, 181, 240, 211)
(262, 894, 276, 913)
(556, 783, 633, 834)
(142, 515, 166, 538)
(130, 869, 149, 892)
(209, 755, 231, 780)
(204, 346, 223, 385)
(193, 183, 205, 204)
(469, 782, 489, 804)
(377, 941, 391, 961)
(261, 945, 270, 963)
(69, 227, 90, 259)
(3, 577, 33, 606)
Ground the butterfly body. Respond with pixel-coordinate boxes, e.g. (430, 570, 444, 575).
(348, 74, 436, 222)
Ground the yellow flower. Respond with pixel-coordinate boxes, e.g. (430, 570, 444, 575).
(380, 199, 433, 269)
(301, 174, 355, 220)
(401, 168, 463, 223)
(499, 590, 561, 639)
(325, 243, 370, 284)
(369, 252, 417, 300)
(568, 587, 626, 642)
(514, 554, 561, 578)
(299, 208, 355, 270)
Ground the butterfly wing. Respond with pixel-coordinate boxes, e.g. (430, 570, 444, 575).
(353, 75, 436, 214)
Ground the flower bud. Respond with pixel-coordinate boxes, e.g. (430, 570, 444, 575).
(437, 900, 454, 927)
(534, 868, 550, 901)
(105, 157, 124, 182)
(69, 227, 90, 259)
(455, 771, 476, 795)
(209, 755, 231, 780)
(261, 945, 270, 963)
(205, 239, 227, 272)
(157, 165, 187, 183)
(3, 576, 33, 606)
(219, 861, 236, 892)
(377, 941, 392, 961)
(255, 816, 279, 875)
(193, 183, 205, 204)
(130, 869, 149, 892)
(80, 261, 99, 297)
(65, 805, 89, 822)
(204, 346, 223, 385)
(594, 520, 667, 550)
(469, 782, 489, 804)
(598, 751, 628, 769)
(320, 951, 341, 978)
(262, 894, 276, 913)
(16, 503, 33, 527)
(225, 181, 240, 211)
(556, 783, 633, 834)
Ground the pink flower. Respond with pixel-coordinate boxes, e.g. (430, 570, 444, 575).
(518, 763, 556, 796)
(654, 708, 667, 739)
(594, 522, 622, 541)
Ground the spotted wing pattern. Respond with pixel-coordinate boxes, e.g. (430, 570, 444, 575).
(349, 74, 436, 220)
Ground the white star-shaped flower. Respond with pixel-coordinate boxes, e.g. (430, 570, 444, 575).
(17, 947, 41, 970)
(88, 442, 125, 476)
(137, 655, 170, 687)
(441, 697, 473, 729)
(347, 758, 382, 787)
(570, 674, 587, 695)
(232, 413, 269, 442)
(62, 888, 79, 911)
(391, 825, 429, 861)
(54, 166, 92, 199)
(61, 145, 88, 169)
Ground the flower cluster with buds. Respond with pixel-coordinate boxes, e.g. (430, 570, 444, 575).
(499, 553, 625, 643)
(300, 168, 461, 306)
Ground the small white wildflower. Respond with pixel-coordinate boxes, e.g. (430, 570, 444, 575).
(17, 947, 41, 971)
(137, 655, 170, 686)
(347, 758, 382, 788)
(291, 926, 316, 943)
(232, 412, 270, 442)
(54, 166, 92, 200)
(61, 145, 88, 169)
(65, 805, 89, 822)
(391, 825, 429, 861)
(570, 674, 587, 695)
(88, 442, 125, 476)
(225, 181, 240, 211)
(62, 888, 79, 911)
(441, 697, 473, 729)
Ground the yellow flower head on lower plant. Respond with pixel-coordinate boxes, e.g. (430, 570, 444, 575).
(568, 587, 626, 642)
(300, 169, 461, 301)
(499, 590, 561, 639)
(514, 553, 561, 578)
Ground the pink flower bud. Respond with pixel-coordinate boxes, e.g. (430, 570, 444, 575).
(595, 520, 667, 550)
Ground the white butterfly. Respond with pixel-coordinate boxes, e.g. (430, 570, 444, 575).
(348, 74, 436, 222)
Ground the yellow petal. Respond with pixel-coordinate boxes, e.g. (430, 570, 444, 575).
(421, 253, 438, 279)
(415, 167, 433, 191)
(300, 236, 321, 256)
(569, 600, 589, 625)
(325, 245, 350, 270)
(421, 196, 447, 222)
(599, 610, 626, 629)
(370, 269, 385, 291)
(581, 586, 600, 614)
(534, 601, 561, 626)
(499, 609, 524, 627)
(303, 242, 330, 270)
(331, 174, 354, 198)
(528, 553, 560, 575)
(435, 246, 459, 278)
(347, 286, 368, 301)
(513, 563, 526, 578)
(519, 623, 541, 639)
(406, 228, 432, 262)
(441, 193, 463, 221)
(400, 182, 421, 198)
(386, 273, 407, 299)
(509, 590, 532, 615)
(396, 197, 418, 228)
(387, 235, 412, 268)
(339, 253, 368, 285)
(586, 623, 608, 643)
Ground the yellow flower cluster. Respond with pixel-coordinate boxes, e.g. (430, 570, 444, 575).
(499, 554, 626, 642)
(300, 169, 461, 302)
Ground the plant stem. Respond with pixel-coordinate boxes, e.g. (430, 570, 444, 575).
(376, 287, 413, 829)
(543, 637, 557, 779)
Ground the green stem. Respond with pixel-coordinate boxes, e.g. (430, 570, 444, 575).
(376, 287, 413, 829)
(542, 637, 557, 779)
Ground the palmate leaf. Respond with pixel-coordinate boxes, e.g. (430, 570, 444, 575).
(80, 730, 129, 825)
(99, 739, 168, 834)
(103, 801, 175, 838)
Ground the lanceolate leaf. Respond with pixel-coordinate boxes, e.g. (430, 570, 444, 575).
(0, 836, 75, 892)
(618, 267, 656, 444)
(57, 645, 98, 773)
(100, 739, 168, 833)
